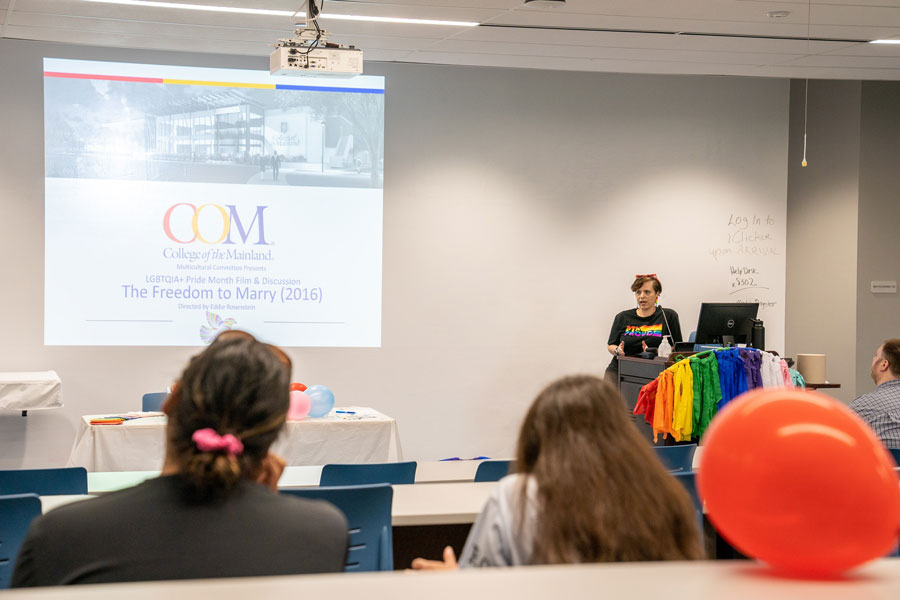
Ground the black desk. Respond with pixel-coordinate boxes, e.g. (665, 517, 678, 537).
(616, 355, 668, 445)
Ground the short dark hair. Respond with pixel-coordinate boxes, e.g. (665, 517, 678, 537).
(882, 339, 900, 377)
(631, 275, 662, 294)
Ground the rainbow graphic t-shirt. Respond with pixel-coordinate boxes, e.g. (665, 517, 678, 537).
(624, 324, 663, 338)
(607, 307, 682, 368)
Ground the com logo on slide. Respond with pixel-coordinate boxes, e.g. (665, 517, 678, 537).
(163, 203, 270, 246)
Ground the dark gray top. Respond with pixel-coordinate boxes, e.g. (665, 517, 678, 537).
(11, 475, 347, 587)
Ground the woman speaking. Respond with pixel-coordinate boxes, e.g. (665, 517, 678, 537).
(605, 274, 683, 382)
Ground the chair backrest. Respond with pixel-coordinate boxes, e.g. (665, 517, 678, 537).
(889, 448, 900, 467)
(653, 444, 697, 473)
(474, 460, 513, 482)
(319, 461, 416, 487)
(0, 467, 88, 496)
(672, 472, 704, 548)
(0, 494, 41, 589)
(282, 484, 393, 572)
(141, 392, 168, 412)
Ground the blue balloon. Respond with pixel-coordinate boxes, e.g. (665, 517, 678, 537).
(306, 385, 335, 418)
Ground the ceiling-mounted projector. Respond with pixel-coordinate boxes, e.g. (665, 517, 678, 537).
(270, 0, 363, 76)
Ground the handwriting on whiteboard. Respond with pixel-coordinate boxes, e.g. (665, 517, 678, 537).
(709, 213, 780, 261)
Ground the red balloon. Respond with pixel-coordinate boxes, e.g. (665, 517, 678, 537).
(290, 382, 307, 392)
(698, 388, 900, 576)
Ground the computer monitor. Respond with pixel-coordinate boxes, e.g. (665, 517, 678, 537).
(694, 303, 759, 346)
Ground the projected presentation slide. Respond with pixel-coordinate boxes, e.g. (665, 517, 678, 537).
(43, 58, 384, 347)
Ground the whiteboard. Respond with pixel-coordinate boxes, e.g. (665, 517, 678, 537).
(601, 172, 785, 352)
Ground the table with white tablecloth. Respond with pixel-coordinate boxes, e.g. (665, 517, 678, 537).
(66, 407, 403, 471)
(0, 371, 62, 412)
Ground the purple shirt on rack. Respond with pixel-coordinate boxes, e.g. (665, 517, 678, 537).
(739, 348, 763, 390)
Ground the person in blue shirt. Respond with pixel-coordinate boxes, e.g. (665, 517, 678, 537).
(851, 339, 900, 448)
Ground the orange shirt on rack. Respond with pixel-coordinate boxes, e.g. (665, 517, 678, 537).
(653, 369, 676, 442)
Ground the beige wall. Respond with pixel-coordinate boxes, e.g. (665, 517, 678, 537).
(785, 79, 900, 401)
(785, 80, 860, 402)
(856, 82, 900, 393)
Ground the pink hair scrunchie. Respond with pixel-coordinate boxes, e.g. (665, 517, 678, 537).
(192, 428, 244, 456)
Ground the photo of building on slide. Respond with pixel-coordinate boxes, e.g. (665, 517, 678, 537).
(44, 75, 384, 189)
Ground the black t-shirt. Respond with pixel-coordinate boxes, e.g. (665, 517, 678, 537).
(11, 475, 348, 587)
(606, 306, 683, 370)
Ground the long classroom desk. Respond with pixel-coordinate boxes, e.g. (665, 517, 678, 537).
(85, 452, 699, 494)
(42, 481, 498, 526)
(5, 557, 900, 599)
(86, 460, 498, 493)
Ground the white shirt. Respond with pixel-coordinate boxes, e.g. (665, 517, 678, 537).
(760, 351, 784, 388)
(459, 474, 538, 568)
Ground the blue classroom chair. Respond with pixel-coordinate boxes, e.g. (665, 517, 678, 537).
(319, 461, 416, 487)
(282, 484, 393, 571)
(885, 451, 900, 556)
(474, 460, 514, 482)
(0, 467, 88, 496)
(888, 448, 900, 467)
(672, 472, 704, 548)
(0, 493, 42, 589)
(141, 392, 168, 412)
(653, 444, 697, 473)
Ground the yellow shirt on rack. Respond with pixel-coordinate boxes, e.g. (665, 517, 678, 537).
(672, 359, 694, 441)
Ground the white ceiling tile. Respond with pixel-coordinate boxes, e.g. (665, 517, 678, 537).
(328, 33, 446, 51)
(15, 0, 292, 29)
(823, 43, 900, 56)
(303, 19, 471, 39)
(502, 0, 799, 21)
(9, 11, 281, 42)
(456, 26, 859, 55)
(809, 24, 900, 40)
(318, 3, 504, 22)
(5, 23, 270, 54)
(341, 0, 523, 9)
(736, 0, 898, 7)
(423, 38, 803, 66)
(359, 48, 415, 61)
(809, 3, 900, 28)
(780, 53, 900, 68)
(403, 49, 596, 70)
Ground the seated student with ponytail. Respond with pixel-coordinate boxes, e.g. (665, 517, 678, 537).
(412, 375, 703, 569)
(12, 332, 348, 587)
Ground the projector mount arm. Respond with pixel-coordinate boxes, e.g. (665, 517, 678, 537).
(288, 0, 329, 51)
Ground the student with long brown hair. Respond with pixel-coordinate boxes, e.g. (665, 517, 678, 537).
(413, 374, 703, 569)
(13, 332, 348, 587)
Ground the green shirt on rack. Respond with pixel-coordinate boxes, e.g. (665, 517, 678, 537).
(690, 352, 722, 440)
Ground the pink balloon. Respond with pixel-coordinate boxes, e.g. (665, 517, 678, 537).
(287, 390, 311, 421)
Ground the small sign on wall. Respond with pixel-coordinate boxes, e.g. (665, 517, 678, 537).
(871, 281, 897, 294)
